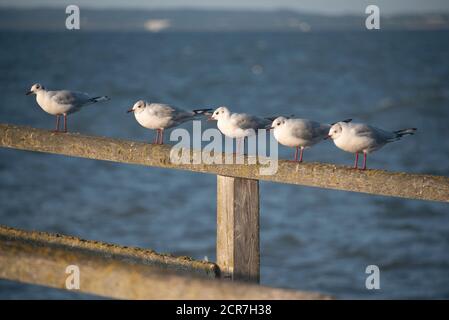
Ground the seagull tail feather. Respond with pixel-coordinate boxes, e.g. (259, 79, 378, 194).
(89, 96, 110, 103)
(192, 108, 213, 115)
(394, 128, 417, 137)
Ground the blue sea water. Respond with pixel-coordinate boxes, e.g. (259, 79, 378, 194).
(0, 30, 448, 299)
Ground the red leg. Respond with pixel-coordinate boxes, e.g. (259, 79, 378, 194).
(243, 137, 246, 154)
(53, 115, 60, 132)
(237, 138, 243, 154)
(159, 129, 164, 145)
(362, 152, 367, 170)
(299, 147, 304, 163)
(354, 153, 359, 169)
(63, 114, 67, 133)
(153, 130, 159, 144)
(294, 147, 298, 161)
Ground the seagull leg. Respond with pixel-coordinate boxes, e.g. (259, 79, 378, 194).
(294, 147, 299, 161)
(354, 153, 359, 169)
(153, 130, 159, 144)
(362, 152, 367, 170)
(63, 114, 68, 133)
(53, 115, 60, 132)
(243, 137, 246, 155)
(159, 129, 164, 145)
(235, 138, 245, 155)
(299, 147, 304, 163)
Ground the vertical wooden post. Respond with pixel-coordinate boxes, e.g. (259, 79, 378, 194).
(217, 175, 260, 283)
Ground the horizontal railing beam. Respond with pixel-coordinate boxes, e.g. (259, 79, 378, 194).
(0, 225, 218, 278)
(1, 123, 448, 203)
(0, 225, 329, 300)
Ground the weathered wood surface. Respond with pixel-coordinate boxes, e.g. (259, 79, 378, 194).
(217, 176, 260, 283)
(0, 225, 330, 300)
(0, 225, 218, 278)
(1, 123, 448, 202)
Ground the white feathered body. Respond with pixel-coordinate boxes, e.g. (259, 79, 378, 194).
(274, 118, 330, 148)
(217, 113, 269, 139)
(333, 123, 399, 154)
(35, 90, 104, 116)
(134, 103, 198, 130)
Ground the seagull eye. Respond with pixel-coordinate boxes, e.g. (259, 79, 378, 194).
(276, 122, 280, 126)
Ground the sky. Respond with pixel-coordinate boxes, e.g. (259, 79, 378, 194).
(1, 0, 449, 15)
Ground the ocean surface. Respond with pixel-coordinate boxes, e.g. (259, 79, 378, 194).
(0, 31, 448, 299)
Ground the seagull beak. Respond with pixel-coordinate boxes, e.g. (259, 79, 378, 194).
(207, 116, 215, 121)
(324, 135, 331, 140)
(25, 91, 33, 96)
(265, 124, 273, 130)
(126, 108, 134, 114)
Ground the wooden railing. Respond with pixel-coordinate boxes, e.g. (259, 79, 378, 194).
(0, 123, 448, 299)
(0, 225, 328, 299)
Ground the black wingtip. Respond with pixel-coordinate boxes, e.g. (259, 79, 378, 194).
(193, 108, 213, 115)
(331, 118, 352, 125)
(90, 96, 110, 103)
(394, 128, 417, 137)
(265, 114, 295, 121)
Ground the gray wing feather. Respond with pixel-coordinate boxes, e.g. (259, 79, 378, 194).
(148, 103, 177, 117)
(232, 113, 270, 130)
(292, 120, 330, 141)
(353, 124, 396, 142)
(50, 90, 92, 106)
(149, 103, 195, 123)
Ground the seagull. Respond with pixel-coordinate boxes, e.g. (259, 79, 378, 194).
(127, 100, 212, 145)
(328, 121, 417, 170)
(269, 116, 352, 162)
(26, 83, 109, 132)
(209, 106, 271, 150)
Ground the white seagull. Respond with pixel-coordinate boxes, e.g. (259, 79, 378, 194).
(26, 83, 109, 132)
(127, 100, 211, 144)
(209, 106, 270, 149)
(269, 116, 352, 162)
(328, 121, 417, 170)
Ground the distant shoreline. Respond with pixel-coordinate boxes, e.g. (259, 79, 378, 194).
(0, 8, 448, 32)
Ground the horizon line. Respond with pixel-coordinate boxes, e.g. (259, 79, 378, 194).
(1, 5, 449, 17)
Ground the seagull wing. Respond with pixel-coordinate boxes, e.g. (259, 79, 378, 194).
(148, 103, 177, 118)
(291, 119, 330, 141)
(352, 124, 396, 143)
(312, 122, 332, 140)
(148, 103, 194, 123)
(232, 113, 269, 130)
(49, 90, 91, 107)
